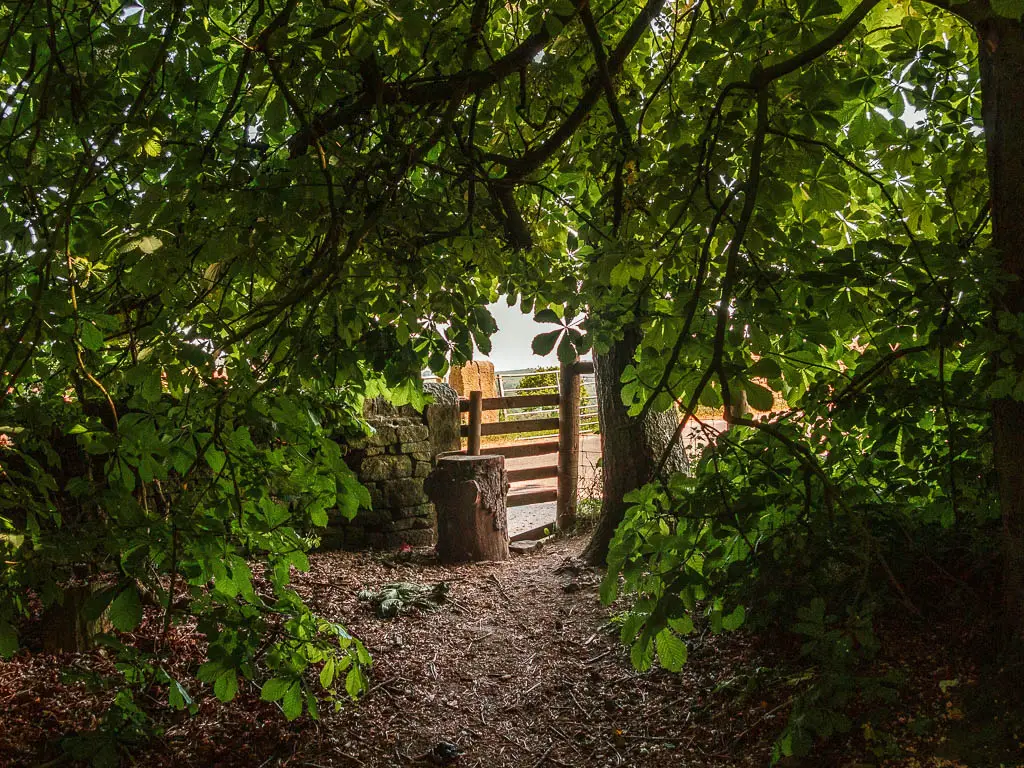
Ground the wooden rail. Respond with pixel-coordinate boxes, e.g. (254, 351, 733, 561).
(507, 465, 559, 483)
(487, 439, 560, 459)
(460, 416, 560, 438)
(507, 488, 558, 507)
(459, 393, 560, 412)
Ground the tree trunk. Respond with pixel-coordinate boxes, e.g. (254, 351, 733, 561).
(582, 326, 689, 566)
(426, 454, 510, 563)
(978, 13, 1024, 643)
(42, 583, 109, 652)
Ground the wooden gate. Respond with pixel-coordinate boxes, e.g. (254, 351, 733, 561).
(458, 359, 595, 531)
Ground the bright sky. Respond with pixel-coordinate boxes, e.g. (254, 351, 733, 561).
(476, 299, 591, 373)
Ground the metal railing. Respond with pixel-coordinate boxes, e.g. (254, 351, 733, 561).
(495, 367, 599, 433)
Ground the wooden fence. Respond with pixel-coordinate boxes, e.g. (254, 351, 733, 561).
(459, 359, 594, 531)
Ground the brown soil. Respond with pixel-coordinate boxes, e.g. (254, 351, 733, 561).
(0, 534, 1002, 767)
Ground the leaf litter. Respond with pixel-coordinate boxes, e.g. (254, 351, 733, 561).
(0, 536, 1001, 766)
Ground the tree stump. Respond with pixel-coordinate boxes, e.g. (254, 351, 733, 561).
(425, 455, 510, 563)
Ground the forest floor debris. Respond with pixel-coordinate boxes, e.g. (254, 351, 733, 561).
(0, 536, 1010, 767)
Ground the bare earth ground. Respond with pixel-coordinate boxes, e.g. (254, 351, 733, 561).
(0, 534, 1004, 767)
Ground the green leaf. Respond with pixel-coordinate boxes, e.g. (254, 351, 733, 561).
(722, 605, 746, 631)
(108, 586, 143, 632)
(214, 671, 239, 702)
(557, 333, 577, 364)
(168, 678, 193, 710)
(533, 308, 561, 324)
(531, 329, 562, 356)
(630, 636, 653, 672)
(345, 665, 366, 699)
(744, 381, 775, 412)
(655, 629, 688, 672)
(205, 446, 226, 474)
(80, 322, 105, 351)
(0, 621, 17, 658)
(281, 681, 303, 720)
(320, 658, 336, 688)
(748, 357, 782, 379)
(261, 677, 292, 702)
(138, 235, 163, 253)
(992, 0, 1024, 19)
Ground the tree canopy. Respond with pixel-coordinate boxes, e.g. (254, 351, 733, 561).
(1, 0, 1022, 759)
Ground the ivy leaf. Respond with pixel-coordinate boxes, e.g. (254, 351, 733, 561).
(108, 586, 143, 632)
(531, 329, 562, 356)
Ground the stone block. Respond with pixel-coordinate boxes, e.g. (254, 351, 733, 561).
(424, 382, 461, 456)
(357, 505, 391, 526)
(401, 439, 432, 454)
(366, 482, 386, 509)
(318, 528, 346, 551)
(412, 460, 431, 478)
(396, 529, 434, 547)
(389, 517, 419, 531)
(411, 450, 433, 462)
(383, 477, 427, 507)
(412, 515, 434, 530)
(360, 454, 412, 481)
(393, 503, 432, 520)
(365, 425, 397, 447)
(396, 424, 429, 444)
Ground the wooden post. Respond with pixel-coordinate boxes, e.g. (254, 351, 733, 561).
(425, 454, 510, 563)
(557, 358, 581, 530)
(468, 390, 483, 456)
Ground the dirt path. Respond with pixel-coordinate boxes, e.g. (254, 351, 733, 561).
(276, 536, 780, 768)
(0, 533, 989, 767)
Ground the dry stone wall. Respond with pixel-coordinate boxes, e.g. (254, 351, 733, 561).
(321, 382, 461, 550)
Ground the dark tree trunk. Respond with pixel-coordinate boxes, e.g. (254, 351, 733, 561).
(978, 13, 1024, 643)
(42, 583, 109, 652)
(582, 326, 688, 566)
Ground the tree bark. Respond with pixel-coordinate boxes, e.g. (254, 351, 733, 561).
(978, 13, 1024, 643)
(582, 326, 689, 566)
(426, 454, 510, 563)
(41, 583, 109, 652)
